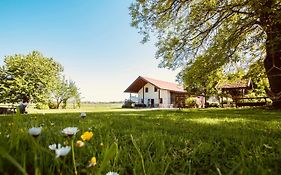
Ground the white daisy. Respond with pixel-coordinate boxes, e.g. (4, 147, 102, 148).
(61, 127, 79, 137)
(80, 112, 86, 118)
(28, 127, 42, 137)
(55, 146, 71, 158)
(49, 143, 61, 151)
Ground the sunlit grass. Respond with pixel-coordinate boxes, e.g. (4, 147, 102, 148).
(0, 107, 281, 174)
(27, 103, 125, 114)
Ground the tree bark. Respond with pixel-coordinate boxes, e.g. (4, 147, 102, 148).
(264, 23, 281, 108)
(56, 98, 63, 109)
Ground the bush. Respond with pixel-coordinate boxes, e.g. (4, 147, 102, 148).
(185, 97, 197, 108)
(134, 103, 146, 108)
(35, 103, 49, 109)
(122, 100, 135, 108)
(206, 102, 219, 108)
(48, 101, 57, 109)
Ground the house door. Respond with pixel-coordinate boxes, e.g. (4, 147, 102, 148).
(151, 99, 154, 108)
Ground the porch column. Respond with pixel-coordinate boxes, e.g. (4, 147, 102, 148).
(142, 87, 144, 104)
(221, 89, 224, 108)
(158, 89, 161, 107)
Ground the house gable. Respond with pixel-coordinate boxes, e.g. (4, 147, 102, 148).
(124, 76, 188, 108)
(124, 76, 186, 93)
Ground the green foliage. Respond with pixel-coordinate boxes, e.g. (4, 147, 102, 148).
(245, 59, 269, 96)
(48, 101, 57, 109)
(182, 55, 226, 96)
(51, 76, 81, 109)
(0, 51, 63, 104)
(122, 100, 135, 108)
(130, 0, 269, 69)
(35, 103, 49, 110)
(130, 0, 281, 103)
(0, 51, 81, 108)
(185, 97, 197, 108)
(0, 109, 281, 174)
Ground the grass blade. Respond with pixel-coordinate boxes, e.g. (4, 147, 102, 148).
(0, 146, 28, 175)
(131, 134, 146, 175)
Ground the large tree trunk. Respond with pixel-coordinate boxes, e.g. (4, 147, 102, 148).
(264, 23, 281, 108)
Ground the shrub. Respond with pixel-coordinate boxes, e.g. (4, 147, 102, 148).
(48, 101, 57, 109)
(206, 102, 219, 108)
(35, 103, 49, 109)
(134, 103, 146, 108)
(185, 97, 197, 108)
(122, 100, 135, 108)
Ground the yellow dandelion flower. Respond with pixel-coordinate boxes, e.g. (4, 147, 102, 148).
(88, 156, 97, 167)
(81, 131, 93, 141)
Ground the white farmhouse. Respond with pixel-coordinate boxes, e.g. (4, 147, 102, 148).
(124, 76, 188, 108)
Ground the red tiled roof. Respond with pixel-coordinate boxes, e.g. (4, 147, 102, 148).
(124, 76, 186, 93)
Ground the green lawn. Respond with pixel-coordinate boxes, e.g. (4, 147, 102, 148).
(0, 108, 281, 174)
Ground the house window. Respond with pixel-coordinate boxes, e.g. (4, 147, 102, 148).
(154, 87, 157, 92)
(160, 98, 163, 104)
(141, 99, 144, 103)
(145, 87, 148, 93)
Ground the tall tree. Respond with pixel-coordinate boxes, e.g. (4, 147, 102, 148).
(130, 0, 281, 107)
(0, 51, 63, 104)
(182, 55, 226, 97)
(52, 77, 80, 109)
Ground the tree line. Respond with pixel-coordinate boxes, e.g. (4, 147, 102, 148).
(0, 51, 80, 109)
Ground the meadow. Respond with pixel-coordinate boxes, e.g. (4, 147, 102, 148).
(0, 105, 281, 175)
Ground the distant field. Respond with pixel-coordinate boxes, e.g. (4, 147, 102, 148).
(0, 108, 281, 174)
(28, 103, 125, 114)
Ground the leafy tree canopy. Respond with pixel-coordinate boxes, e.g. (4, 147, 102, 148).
(51, 76, 81, 109)
(0, 51, 63, 104)
(130, 0, 281, 107)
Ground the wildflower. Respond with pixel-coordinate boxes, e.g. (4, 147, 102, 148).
(28, 127, 42, 137)
(81, 131, 93, 141)
(49, 144, 70, 157)
(62, 127, 79, 137)
(88, 156, 97, 167)
(80, 112, 86, 118)
(75, 140, 85, 148)
(106, 172, 119, 175)
(49, 144, 60, 151)
(55, 146, 71, 158)
(64, 140, 69, 145)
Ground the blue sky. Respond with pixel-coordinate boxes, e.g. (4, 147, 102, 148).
(0, 0, 179, 102)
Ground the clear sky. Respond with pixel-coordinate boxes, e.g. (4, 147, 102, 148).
(0, 0, 179, 102)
